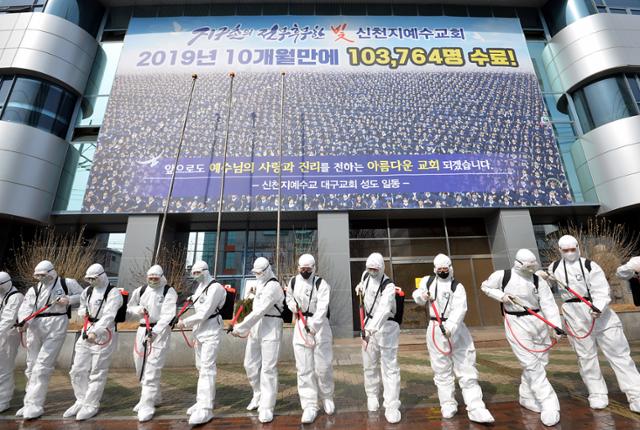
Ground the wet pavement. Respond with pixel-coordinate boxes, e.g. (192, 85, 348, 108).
(1, 336, 639, 429)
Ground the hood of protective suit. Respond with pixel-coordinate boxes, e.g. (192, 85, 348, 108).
(298, 254, 315, 280)
(191, 260, 211, 284)
(365, 252, 385, 280)
(558, 234, 580, 263)
(513, 249, 540, 275)
(147, 264, 167, 289)
(85, 263, 109, 289)
(0, 271, 12, 294)
(34, 260, 57, 285)
(433, 253, 453, 280)
(252, 257, 275, 283)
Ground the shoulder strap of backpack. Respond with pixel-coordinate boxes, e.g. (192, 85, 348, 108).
(501, 270, 511, 291)
(451, 280, 459, 293)
(533, 274, 539, 293)
(290, 277, 296, 292)
(87, 286, 94, 303)
(139, 285, 147, 299)
(60, 277, 68, 294)
(163, 284, 171, 297)
(585, 259, 592, 272)
(552, 260, 560, 273)
(315, 276, 322, 290)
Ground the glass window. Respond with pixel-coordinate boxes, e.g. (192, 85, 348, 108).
(158, 6, 183, 17)
(632, 9, 640, 15)
(542, 0, 597, 36)
(468, 6, 492, 17)
(184, 4, 210, 16)
(349, 240, 390, 258)
(237, 4, 262, 15)
(571, 75, 639, 132)
(211, 4, 236, 16)
(388, 218, 445, 238)
(315, 3, 339, 15)
(368, 4, 392, 16)
(349, 220, 387, 238)
(78, 41, 123, 127)
(44, 0, 105, 37)
(54, 134, 96, 211)
(445, 218, 487, 237)
(606, 0, 640, 6)
(493, 7, 517, 17)
(597, 6, 608, 12)
(443, 5, 467, 16)
(1, 76, 77, 138)
(392, 4, 417, 16)
(418, 5, 443, 15)
(448, 238, 490, 255)
(264, 3, 289, 15)
(0, 76, 13, 111)
(133, 6, 156, 17)
(517, 7, 543, 29)
(289, 3, 313, 15)
(105, 7, 131, 30)
(341, 4, 366, 15)
(609, 8, 628, 14)
(390, 238, 448, 257)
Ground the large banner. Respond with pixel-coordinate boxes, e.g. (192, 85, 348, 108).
(83, 16, 572, 213)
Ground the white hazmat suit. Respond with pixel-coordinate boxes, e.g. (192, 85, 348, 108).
(481, 249, 561, 427)
(551, 235, 640, 412)
(177, 260, 226, 425)
(64, 263, 123, 421)
(127, 265, 177, 422)
(354, 252, 402, 424)
(285, 254, 334, 424)
(0, 272, 23, 413)
(232, 257, 284, 424)
(17, 260, 82, 420)
(413, 254, 494, 423)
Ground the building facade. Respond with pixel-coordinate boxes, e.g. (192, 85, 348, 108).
(1, 0, 639, 337)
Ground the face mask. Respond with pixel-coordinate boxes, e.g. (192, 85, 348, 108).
(562, 250, 578, 263)
(437, 271, 449, 279)
(300, 271, 312, 280)
(192, 272, 205, 282)
(367, 269, 381, 279)
(148, 278, 161, 287)
(517, 260, 539, 274)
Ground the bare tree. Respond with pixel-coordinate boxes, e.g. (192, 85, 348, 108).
(11, 226, 98, 290)
(541, 217, 640, 305)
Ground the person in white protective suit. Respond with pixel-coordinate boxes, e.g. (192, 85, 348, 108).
(0, 272, 24, 413)
(175, 260, 226, 425)
(63, 264, 123, 421)
(617, 255, 640, 306)
(481, 249, 562, 427)
(231, 257, 284, 424)
(284, 254, 335, 424)
(127, 265, 177, 422)
(354, 252, 402, 424)
(413, 254, 494, 423)
(16, 260, 82, 420)
(547, 235, 640, 412)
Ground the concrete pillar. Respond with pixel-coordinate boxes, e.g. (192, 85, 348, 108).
(118, 215, 160, 291)
(317, 212, 353, 338)
(485, 209, 538, 270)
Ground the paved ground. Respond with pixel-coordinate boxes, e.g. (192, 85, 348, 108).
(2, 330, 640, 429)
